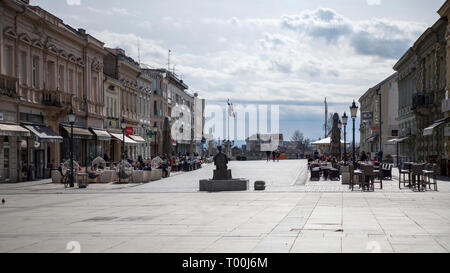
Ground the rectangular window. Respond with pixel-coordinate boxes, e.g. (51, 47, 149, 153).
(77, 72, 83, 99)
(47, 61, 55, 90)
(153, 80, 157, 94)
(4, 46, 12, 76)
(68, 69, 74, 94)
(92, 77, 98, 101)
(32, 56, 39, 88)
(19, 51, 27, 85)
(154, 101, 158, 116)
(58, 65, 64, 91)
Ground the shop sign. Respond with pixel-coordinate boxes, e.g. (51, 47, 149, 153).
(125, 127, 133, 136)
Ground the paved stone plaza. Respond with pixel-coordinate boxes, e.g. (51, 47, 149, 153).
(1, 160, 450, 253)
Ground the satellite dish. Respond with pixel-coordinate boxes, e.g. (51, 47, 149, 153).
(35, 142, 41, 148)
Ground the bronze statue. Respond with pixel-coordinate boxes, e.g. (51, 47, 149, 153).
(329, 113, 341, 159)
(213, 146, 232, 180)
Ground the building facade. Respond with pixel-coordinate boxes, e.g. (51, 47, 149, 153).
(393, 17, 447, 173)
(166, 71, 193, 155)
(438, 0, 450, 176)
(136, 69, 152, 159)
(103, 48, 140, 160)
(1, 0, 107, 182)
(359, 73, 399, 160)
(144, 69, 168, 156)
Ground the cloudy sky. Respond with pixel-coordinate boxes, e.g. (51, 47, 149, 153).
(33, 0, 445, 142)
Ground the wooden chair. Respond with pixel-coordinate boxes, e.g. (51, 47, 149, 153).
(351, 167, 364, 191)
(361, 164, 375, 192)
(399, 163, 411, 189)
(381, 164, 393, 180)
(310, 167, 321, 181)
(411, 164, 425, 191)
(423, 164, 438, 191)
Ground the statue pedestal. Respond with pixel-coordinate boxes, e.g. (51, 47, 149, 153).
(199, 178, 249, 192)
(213, 169, 232, 180)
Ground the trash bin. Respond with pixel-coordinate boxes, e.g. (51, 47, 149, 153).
(77, 173, 89, 188)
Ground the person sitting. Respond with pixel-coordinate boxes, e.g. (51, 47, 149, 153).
(88, 164, 100, 182)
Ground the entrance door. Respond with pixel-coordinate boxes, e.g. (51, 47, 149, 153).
(35, 150, 44, 179)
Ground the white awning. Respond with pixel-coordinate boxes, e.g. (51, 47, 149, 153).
(109, 133, 138, 144)
(311, 137, 349, 145)
(91, 129, 111, 141)
(129, 135, 146, 143)
(24, 124, 63, 143)
(387, 137, 410, 144)
(423, 119, 446, 136)
(0, 124, 30, 137)
(63, 126, 94, 139)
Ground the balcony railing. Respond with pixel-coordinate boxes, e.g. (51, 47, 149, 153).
(442, 98, 450, 113)
(412, 92, 435, 110)
(42, 90, 73, 108)
(0, 74, 18, 98)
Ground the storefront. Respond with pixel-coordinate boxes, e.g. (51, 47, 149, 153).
(109, 133, 138, 160)
(129, 135, 147, 159)
(23, 124, 63, 179)
(60, 126, 95, 166)
(90, 128, 112, 162)
(0, 123, 31, 183)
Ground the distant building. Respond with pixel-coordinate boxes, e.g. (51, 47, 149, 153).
(393, 17, 447, 170)
(359, 73, 399, 160)
(246, 134, 283, 154)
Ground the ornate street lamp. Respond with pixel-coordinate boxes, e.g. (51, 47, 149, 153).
(67, 108, 76, 188)
(338, 120, 342, 161)
(342, 112, 348, 164)
(153, 126, 158, 157)
(350, 101, 359, 164)
(121, 116, 127, 160)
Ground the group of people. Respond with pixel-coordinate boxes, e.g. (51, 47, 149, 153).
(265, 150, 282, 162)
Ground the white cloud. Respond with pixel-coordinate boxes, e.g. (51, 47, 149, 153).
(366, 0, 381, 5)
(66, 0, 81, 6)
(87, 6, 135, 17)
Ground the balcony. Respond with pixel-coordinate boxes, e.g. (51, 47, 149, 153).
(0, 74, 19, 99)
(42, 90, 73, 108)
(412, 92, 435, 115)
(443, 98, 450, 113)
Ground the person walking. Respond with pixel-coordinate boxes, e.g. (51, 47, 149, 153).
(266, 151, 271, 162)
(272, 151, 276, 162)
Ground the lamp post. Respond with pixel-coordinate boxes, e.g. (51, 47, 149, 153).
(342, 112, 348, 164)
(68, 108, 76, 188)
(153, 127, 158, 157)
(350, 101, 359, 164)
(338, 120, 342, 161)
(121, 117, 126, 160)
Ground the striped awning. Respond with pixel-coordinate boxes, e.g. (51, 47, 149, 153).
(129, 135, 146, 143)
(91, 129, 111, 141)
(24, 124, 62, 143)
(63, 126, 94, 139)
(109, 133, 138, 144)
(0, 124, 30, 137)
